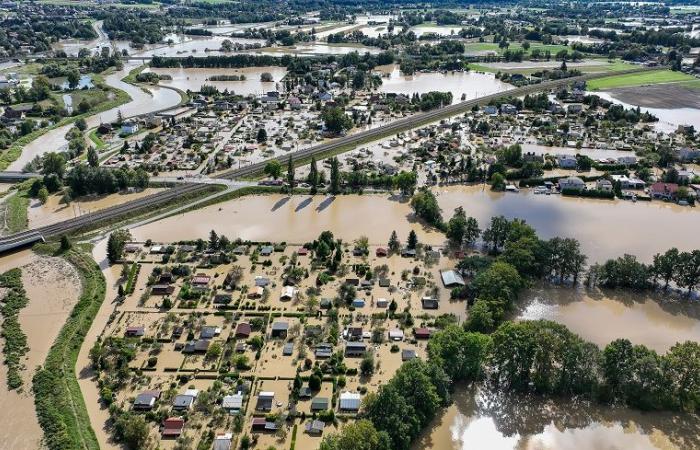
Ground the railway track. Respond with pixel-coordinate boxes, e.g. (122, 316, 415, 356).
(0, 66, 652, 253)
(216, 67, 653, 180)
(0, 183, 210, 253)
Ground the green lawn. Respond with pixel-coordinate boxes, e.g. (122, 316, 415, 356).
(464, 42, 572, 56)
(3, 187, 31, 234)
(587, 69, 697, 90)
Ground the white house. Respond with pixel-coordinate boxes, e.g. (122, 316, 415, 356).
(557, 154, 577, 169)
(339, 392, 361, 412)
(558, 176, 585, 191)
(121, 121, 139, 135)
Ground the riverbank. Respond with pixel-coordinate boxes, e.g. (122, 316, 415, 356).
(32, 243, 105, 450)
(0, 249, 82, 450)
(0, 72, 131, 171)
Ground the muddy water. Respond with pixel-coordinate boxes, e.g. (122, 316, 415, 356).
(593, 91, 700, 134)
(518, 286, 700, 353)
(9, 61, 181, 170)
(409, 24, 465, 37)
(144, 66, 287, 95)
(521, 143, 636, 160)
(74, 238, 123, 450)
(253, 42, 381, 56)
(0, 249, 81, 450)
(131, 35, 266, 58)
(414, 385, 696, 450)
(376, 65, 513, 104)
(27, 188, 164, 229)
(132, 186, 700, 264)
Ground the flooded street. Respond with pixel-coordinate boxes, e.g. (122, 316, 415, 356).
(9, 61, 181, 171)
(0, 250, 81, 450)
(518, 286, 700, 353)
(144, 66, 287, 95)
(377, 65, 513, 103)
(131, 186, 700, 264)
(414, 385, 696, 450)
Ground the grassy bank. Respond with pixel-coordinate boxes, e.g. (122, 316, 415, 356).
(587, 69, 695, 90)
(4, 191, 30, 234)
(87, 129, 106, 150)
(0, 268, 29, 391)
(32, 244, 104, 450)
(0, 75, 131, 171)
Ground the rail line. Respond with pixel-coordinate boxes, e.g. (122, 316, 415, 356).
(0, 67, 652, 253)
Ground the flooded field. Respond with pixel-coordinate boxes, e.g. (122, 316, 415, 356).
(131, 35, 266, 58)
(593, 91, 700, 134)
(253, 42, 381, 56)
(131, 185, 699, 264)
(9, 61, 181, 170)
(376, 65, 513, 103)
(0, 250, 81, 450)
(144, 66, 287, 95)
(27, 188, 164, 229)
(410, 24, 466, 37)
(521, 143, 636, 160)
(414, 385, 698, 450)
(518, 286, 700, 353)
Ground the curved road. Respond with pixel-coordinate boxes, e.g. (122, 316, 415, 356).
(0, 67, 651, 253)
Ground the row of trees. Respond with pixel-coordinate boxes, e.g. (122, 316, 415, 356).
(590, 248, 700, 294)
(323, 318, 700, 450)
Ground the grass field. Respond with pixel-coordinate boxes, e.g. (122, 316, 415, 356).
(587, 69, 697, 90)
(463, 42, 572, 57)
(2, 183, 31, 235)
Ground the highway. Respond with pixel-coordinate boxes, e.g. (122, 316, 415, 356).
(0, 67, 651, 253)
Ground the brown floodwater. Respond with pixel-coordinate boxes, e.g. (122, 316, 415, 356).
(10, 61, 181, 170)
(518, 286, 700, 353)
(377, 65, 513, 104)
(0, 249, 81, 450)
(131, 186, 700, 264)
(27, 188, 164, 229)
(144, 66, 287, 95)
(414, 384, 698, 450)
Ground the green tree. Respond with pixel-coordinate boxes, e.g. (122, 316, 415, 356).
(308, 156, 319, 194)
(107, 229, 132, 264)
(322, 106, 353, 134)
(67, 69, 80, 90)
(286, 155, 295, 192)
(87, 147, 99, 167)
(482, 215, 510, 253)
(427, 325, 491, 380)
(263, 160, 282, 179)
(256, 128, 267, 143)
(464, 217, 481, 247)
(446, 206, 468, 247)
(330, 157, 340, 194)
(37, 187, 49, 204)
(407, 230, 418, 250)
(319, 420, 391, 450)
(388, 230, 400, 254)
(114, 412, 150, 450)
(652, 248, 680, 290)
(490, 172, 506, 191)
(410, 188, 442, 228)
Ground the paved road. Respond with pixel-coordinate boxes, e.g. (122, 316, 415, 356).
(0, 67, 652, 253)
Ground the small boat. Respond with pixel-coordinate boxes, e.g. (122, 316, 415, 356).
(505, 184, 519, 193)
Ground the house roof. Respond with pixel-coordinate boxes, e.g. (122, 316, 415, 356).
(272, 322, 289, 331)
(339, 392, 361, 410)
(236, 322, 252, 336)
(222, 394, 243, 409)
(441, 270, 465, 287)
